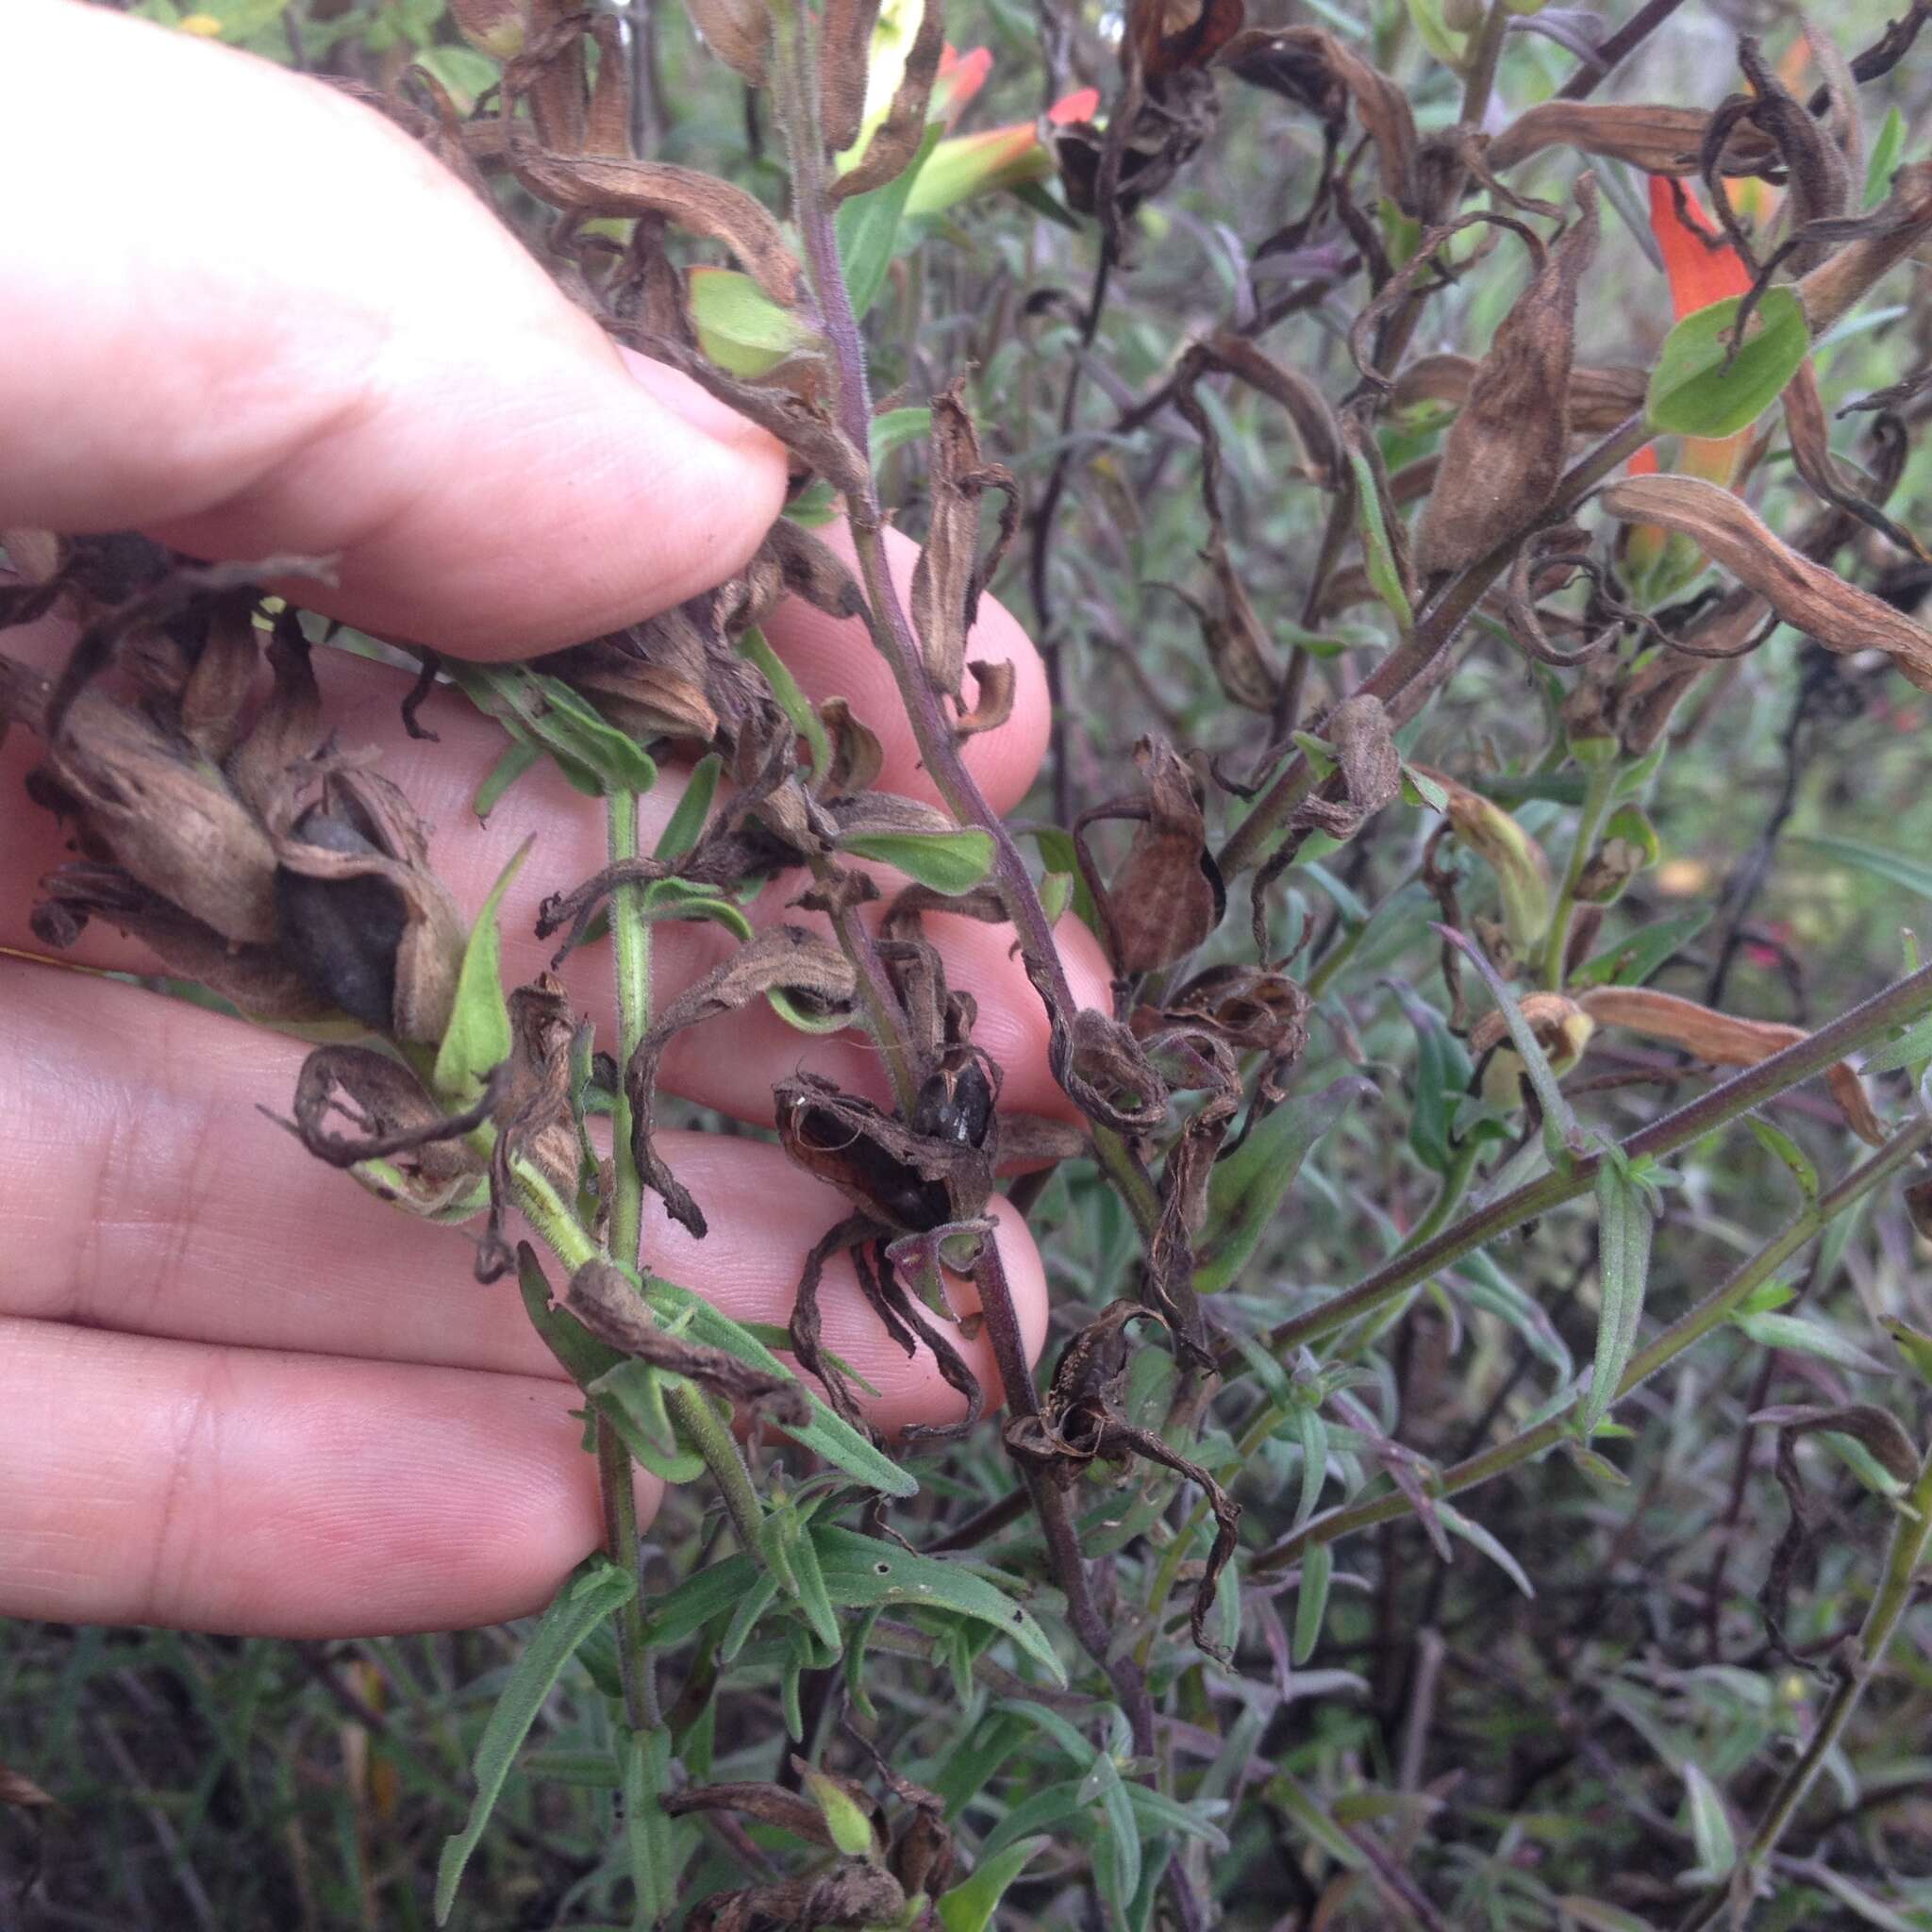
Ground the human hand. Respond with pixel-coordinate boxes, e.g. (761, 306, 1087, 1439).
(0, 0, 1108, 1638)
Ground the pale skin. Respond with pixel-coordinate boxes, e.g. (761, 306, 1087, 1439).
(0, 0, 1110, 1638)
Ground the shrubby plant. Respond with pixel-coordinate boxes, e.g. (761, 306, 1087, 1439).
(8, 0, 1932, 1924)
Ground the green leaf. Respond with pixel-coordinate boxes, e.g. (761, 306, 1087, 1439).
(1733, 1310, 1888, 1375)
(1195, 1076, 1368, 1293)
(1884, 1316, 1932, 1389)
(837, 124, 943, 321)
(937, 1838, 1052, 1932)
(1791, 832, 1932, 901)
(1442, 924, 1584, 1162)
(444, 661, 658, 796)
(642, 1273, 919, 1495)
(1291, 1542, 1332, 1665)
(1681, 1761, 1736, 1879)
(809, 1526, 1067, 1685)
(1646, 286, 1809, 438)
(432, 837, 532, 1101)
(1437, 1501, 1535, 1597)
(737, 626, 832, 781)
(689, 267, 819, 378)
(838, 826, 995, 893)
(1859, 1011, 1932, 1076)
(654, 754, 723, 863)
(1401, 761, 1449, 813)
(1570, 908, 1711, 990)
(1389, 981, 1474, 1176)
(588, 1361, 708, 1483)
(1865, 107, 1907, 209)
(871, 406, 933, 465)
(435, 1557, 637, 1923)
(517, 1248, 625, 1388)
(472, 740, 540, 821)
(1347, 446, 1413, 629)
(1585, 1150, 1655, 1433)
(803, 1767, 878, 1858)
(1745, 1114, 1819, 1201)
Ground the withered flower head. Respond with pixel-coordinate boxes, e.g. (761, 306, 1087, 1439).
(270, 760, 467, 1043)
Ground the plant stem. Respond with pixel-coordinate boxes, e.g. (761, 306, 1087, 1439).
(609, 791, 652, 1273)
(603, 790, 657, 1730)
(1676, 1438, 1932, 1929)
(1254, 1115, 1932, 1575)
(1540, 755, 1618, 989)
(1240, 958, 1932, 1372)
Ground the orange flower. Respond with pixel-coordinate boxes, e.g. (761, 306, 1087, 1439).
(1647, 174, 1753, 320)
(905, 83, 1101, 217)
(932, 44, 992, 126)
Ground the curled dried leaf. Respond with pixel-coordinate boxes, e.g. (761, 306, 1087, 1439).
(682, 0, 768, 83)
(832, 0, 943, 201)
(1599, 473, 1932, 691)
(278, 1044, 502, 1181)
(1195, 333, 1342, 490)
(1416, 177, 1598, 577)
(1223, 25, 1416, 211)
(1794, 158, 1932, 338)
(626, 928, 858, 1235)
(909, 385, 1020, 708)
(1395, 353, 1645, 439)
(1578, 985, 1884, 1143)
(1486, 101, 1770, 177)
(1291, 693, 1400, 842)
(1083, 739, 1225, 975)
(508, 138, 804, 308)
(1749, 1403, 1922, 1487)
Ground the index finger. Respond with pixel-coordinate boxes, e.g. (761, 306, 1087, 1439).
(0, 0, 787, 656)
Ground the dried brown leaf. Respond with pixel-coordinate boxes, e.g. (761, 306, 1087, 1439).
(508, 137, 804, 308)
(1093, 738, 1224, 975)
(1795, 158, 1932, 337)
(1416, 177, 1598, 576)
(626, 929, 858, 1235)
(1487, 101, 1771, 177)
(1599, 474, 1932, 691)
(1578, 985, 1885, 1143)
(832, 0, 943, 200)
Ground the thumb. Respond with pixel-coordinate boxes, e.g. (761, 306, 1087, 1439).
(0, 0, 787, 658)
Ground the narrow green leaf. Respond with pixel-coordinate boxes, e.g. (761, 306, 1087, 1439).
(837, 124, 943, 320)
(737, 626, 832, 781)
(1347, 446, 1413, 629)
(1437, 1501, 1535, 1597)
(654, 753, 723, 863)
(1859, 1010, 1932, 1075)
(1441, 924, 1585, 1162)
(1196, 1076, 1368, 1293)
(1745, 1114, 1819, 1200)
(472, 740, 540, 821)
(1790, 833, 1932, 900)
(588, 1361, 708, 1483)
(1585, 1152, 1655, 1433)
(435, 1557, 636, 1923)
(643, 1273, 919, 1495)
(1292, 1542, 1332, 1665)
(432, 837, 532, 1101)
(838, 826, 995, 893)
(1646, 287, 1809, 438)
(871, 406, 934, 465)
(1865, 107, 1907, 209)
(1734, 1310, 1888, 1375)
(937, 1837, 1052, 1932)
(1681, 1761, 1736, 1878)
(1570, 908, 1712, 990)
(809, 1526, 1067, 1684)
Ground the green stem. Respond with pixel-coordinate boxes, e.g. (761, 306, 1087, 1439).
(608, 791, 653, 1274)
(1540, 756, 1618, 989)
(1253, 1115, 1932, 1574)
(1239, 958, 1932, 1373)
